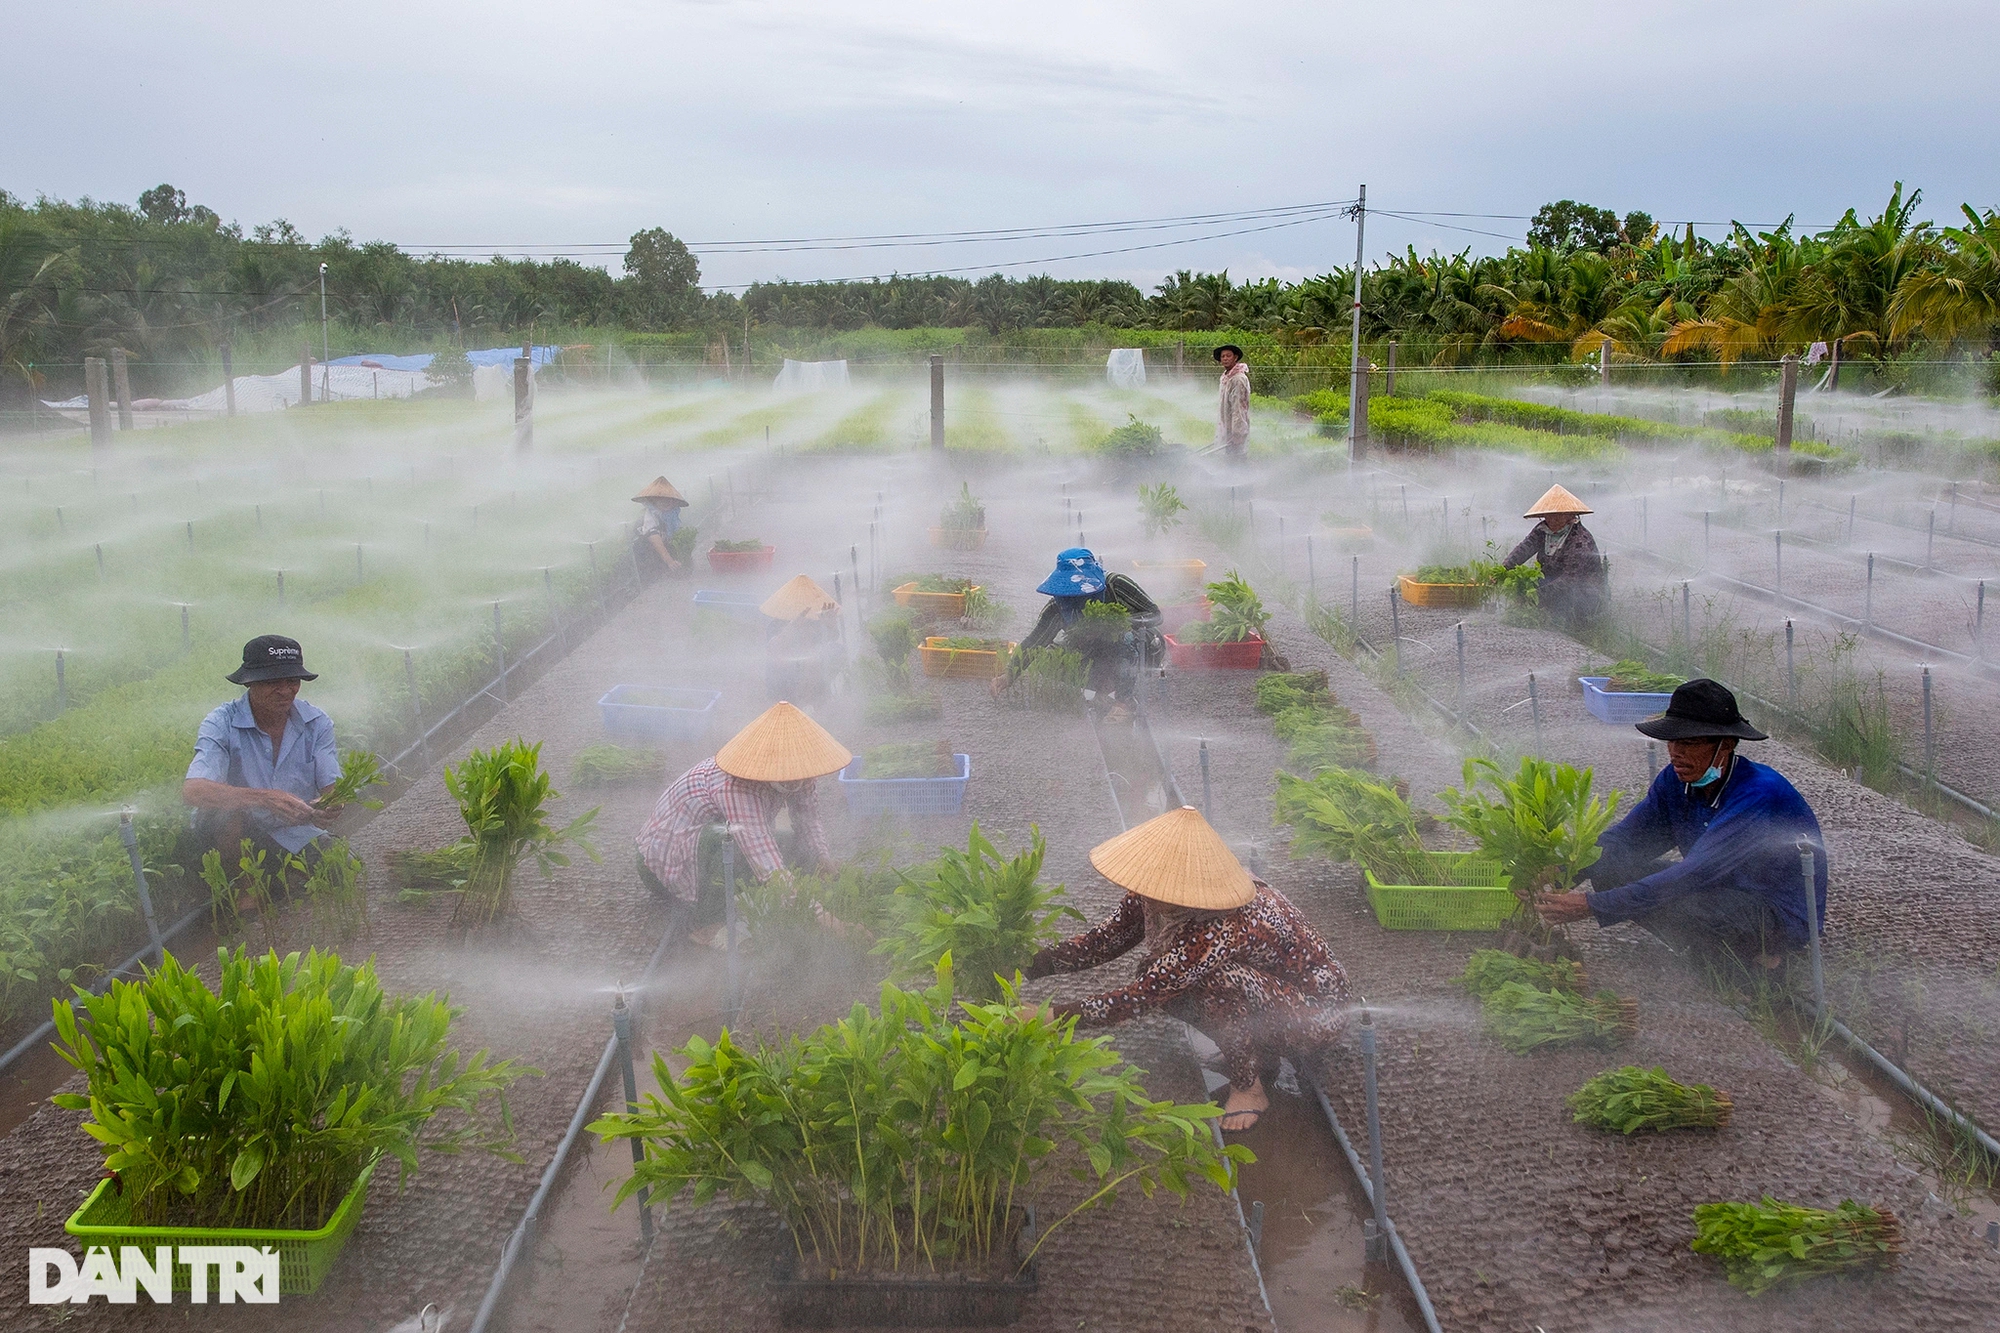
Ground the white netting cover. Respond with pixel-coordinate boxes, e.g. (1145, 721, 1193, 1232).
(772, 359, 851, 392)
(1106, 348, 1147, 389)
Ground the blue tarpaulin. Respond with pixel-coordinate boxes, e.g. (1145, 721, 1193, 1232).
(328, 345, 561, 371)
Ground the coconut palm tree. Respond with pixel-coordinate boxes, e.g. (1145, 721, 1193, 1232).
(1889, 205, 2000, 345)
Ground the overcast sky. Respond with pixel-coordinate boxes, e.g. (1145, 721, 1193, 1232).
(9, 1, 1998, 292)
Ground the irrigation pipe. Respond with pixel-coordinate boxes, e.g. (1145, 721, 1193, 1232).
(1308, 1080, 1444, 1333)
(466, 922, 680, 1333)
(1824, 1017, 2000, 1162)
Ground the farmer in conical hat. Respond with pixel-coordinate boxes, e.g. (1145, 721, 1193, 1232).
(1504, 483, 1607, 626)
(635, 701, 850, 947)
(991, 547, 1161, 717)
(1537, 679, 1827, 967)
(1021, 807, 1352, 1133)
(761, 575, 845, 701)
(633, 476, 689, 573)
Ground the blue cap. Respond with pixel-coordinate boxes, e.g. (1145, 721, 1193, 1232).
(1036, 547, 1106, 596)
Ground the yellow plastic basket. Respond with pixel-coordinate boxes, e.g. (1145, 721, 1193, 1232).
(1396, 574, 1490, 610)
(920, 637, 1015, 679)
(894, 582, 981, 618)
(1362, 853, 1513, 931)
(65, 1157, 377, 1295)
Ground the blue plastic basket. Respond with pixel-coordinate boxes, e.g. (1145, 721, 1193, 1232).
(1579, 676, 1673, 725)
(693, 589, 769, 621)
(599, 685, 721, 740)
(838, 753, 971, 817)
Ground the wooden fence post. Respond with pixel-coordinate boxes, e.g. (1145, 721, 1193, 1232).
(301, 344, 313, 405)
(86, 357, 111, 456)
(111, 348, 134, 430)
(220, 342, 237, 417)
(1775, 353, 1799, 463)
(929, 354, 944, 450)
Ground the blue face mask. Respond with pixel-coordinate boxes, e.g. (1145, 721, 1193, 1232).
(1688, 765, 1724, 788)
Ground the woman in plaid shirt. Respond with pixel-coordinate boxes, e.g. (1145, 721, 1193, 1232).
(635, 702, 851, 946)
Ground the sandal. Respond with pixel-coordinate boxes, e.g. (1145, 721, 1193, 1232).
(1219, 1108, 1263, 1133)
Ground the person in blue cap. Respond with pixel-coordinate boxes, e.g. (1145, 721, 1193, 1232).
(1536, 679, 1827, 967)
(991, 547, 1161, 712)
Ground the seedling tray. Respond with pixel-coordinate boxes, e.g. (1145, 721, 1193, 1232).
(599, 685, 722, 740)
(65, 1158, 377, 1295)
(837, 752, 971, 817)
(693, 588, 769, 621)
(1163, 632, 1264, 670)
(1362, 852, 1513, 931)
(920, 637, 1014, 679)
(707, 544, 776, 572)
(1579, 676, 1674, 724)
(928, 525, 990, 551)
(1132, 558, 1208, 594)
(895, 582, 983, 618)
(1396, 574, 1489, 609)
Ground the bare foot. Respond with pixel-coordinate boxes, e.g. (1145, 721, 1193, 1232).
(1220, 1076, 1269, 1132)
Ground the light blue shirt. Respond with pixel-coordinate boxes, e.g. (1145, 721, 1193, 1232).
(186, 694, 340, 852)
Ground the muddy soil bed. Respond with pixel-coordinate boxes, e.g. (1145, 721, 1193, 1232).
(1142, 598, 2000, 1330)
(0, 460, 1276, 1333)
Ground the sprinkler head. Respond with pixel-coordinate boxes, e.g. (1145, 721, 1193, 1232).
(1360, 999, 1374, 1027)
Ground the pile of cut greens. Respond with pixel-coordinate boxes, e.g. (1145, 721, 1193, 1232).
(1569, 1065, 1732, 1134)
(1690, 1197, 1902, 1295)
(1480, 981, 1637, 1053)
(710, 538, 766, 553)
(861, 740, 959, 780)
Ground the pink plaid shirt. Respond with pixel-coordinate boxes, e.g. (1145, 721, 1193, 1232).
(635, 758, 830, 900)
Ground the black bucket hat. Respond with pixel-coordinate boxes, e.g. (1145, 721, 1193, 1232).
(1213, 344, 1245, 362)
(227, 634, 318, 685)
(1634, 678, 1767, 742)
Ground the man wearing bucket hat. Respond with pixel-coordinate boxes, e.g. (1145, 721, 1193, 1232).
(1538, 679, 1828, 964)
(992, 547, 1161, 713)
(183, 635, 342, 864)
(633, 476, 690, 573)
(1503, 484, 1607, 626)
(1215, 345, 1251, 460)
(1021, 807, 1351, 1133)
(635, 701, 850, 947)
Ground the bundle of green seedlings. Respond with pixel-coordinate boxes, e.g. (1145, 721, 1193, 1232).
(1176, 571, 1270, 644)
(1137, 482, 1187, 537)
(861, 740, 960, 779)
(862, 609, 945, 723)
(317, 749, 387, 812)
(735, 849, 906, 949)
(443, 738, 599, 927)
(665, 524, 700, 565)
(1586, 659, 1686, 694)
(571, 742, 665, 787)
(389, 843, 475, 898)
(1481, 981, 1639, 1054)
(51, 945, 524, 1229)
(710, 537, 766, 553)
(1439, 756, 1620, 906)
(1258, 671, 1377, 773)
(1099, 413, 1168, 457)
(1690, 1197, 1903, 1295)
(198, 836, 370, 945)
(1006, 646, 1086, 714)
(939, 482, 986, 531)
(1568, 1065, 1733, 1134)
(895, 575, 1001, 626)
(1274, 767, 1429, 882)
(590, 959, 1246, 1280)
(1456, 947, 1589, 1000)
(875, 824, 1080, 1002)
(1061, 599, 1132, 658)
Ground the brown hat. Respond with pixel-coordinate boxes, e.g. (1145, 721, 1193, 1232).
(714, 701, 853, 782)
(633, 476, 688, 507)
(760, 574, 840, 621)
(1524, 484, 1591, 518)
(1089, 806, 1255, 910)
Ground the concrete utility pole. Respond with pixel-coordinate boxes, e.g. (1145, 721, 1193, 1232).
(1346, 185, 1367, 461)
(220, 342, 237, 417)
(514, 350, 533, 453)
(1599, 336, 1612, 385)
(1385, 338, 1397, 397)
(929, 354, 945, 450)
(1827, 337, 1841, 391)
(110, 348, 134, 430)
(85, 357, 111, 456)
(1175, 338, 1185, 376)
(318, 262, 330, 370)
(1775, 353, 1799, 463)
(301, 344, 313, 405)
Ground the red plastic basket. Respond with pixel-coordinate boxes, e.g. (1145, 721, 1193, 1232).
(707, 545, 775, 572)
(1163, 632, 1264, 670)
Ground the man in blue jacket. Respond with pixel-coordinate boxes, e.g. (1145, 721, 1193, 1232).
(1537, 679, 1827, 964)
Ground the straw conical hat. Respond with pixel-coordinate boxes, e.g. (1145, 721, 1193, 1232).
(715, 702, 852, 782)
(1524, 484, 1591, 518)
(1088, 806, 1255, 910)
(632, 476, 688, 507)
(760, 574, 839, 621)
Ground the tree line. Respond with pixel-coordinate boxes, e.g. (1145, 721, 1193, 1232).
(1, 183, 1995, 402)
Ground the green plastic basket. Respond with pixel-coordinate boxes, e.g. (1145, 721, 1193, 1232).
(1362, 852, 1514, 931)
(64, 1157, 376, 1295)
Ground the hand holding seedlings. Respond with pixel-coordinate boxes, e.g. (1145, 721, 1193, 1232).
(1536, 890, 1595, 924)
